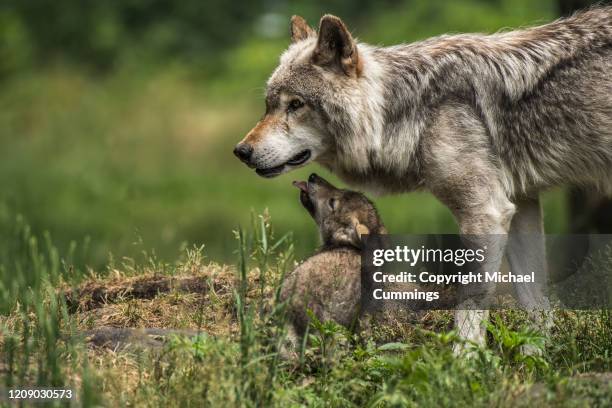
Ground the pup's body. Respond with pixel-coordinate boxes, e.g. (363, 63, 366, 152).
(280, 174, 385, 344)
(281, 247, 361, 336)
(236, 7, 612, 347)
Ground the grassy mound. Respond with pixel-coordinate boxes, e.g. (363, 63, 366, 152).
(1, 214, 611, 406)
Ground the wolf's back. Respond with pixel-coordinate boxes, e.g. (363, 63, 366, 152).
(545, 5, 612, 49)
(489, 7, 612, 194)
(485, 5, 612, 100)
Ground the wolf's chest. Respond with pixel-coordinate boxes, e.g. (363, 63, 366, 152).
(332, 164, 423, 196)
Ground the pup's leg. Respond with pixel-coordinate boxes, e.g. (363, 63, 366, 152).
(279, 324, 301, 362)
(506, 197, 553, 353)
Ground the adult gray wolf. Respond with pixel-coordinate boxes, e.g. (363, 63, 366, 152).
(234, 7, 612, 347)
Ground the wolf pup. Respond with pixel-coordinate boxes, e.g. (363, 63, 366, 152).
(280, 173, 385, 351)
(235, 8, 612, 348)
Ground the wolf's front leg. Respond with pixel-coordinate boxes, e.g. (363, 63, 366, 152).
(454, 214, 511, 352)
(448, 190, 515, 352)
(422, 103, 515, 351)
(454, 309, 490, 348)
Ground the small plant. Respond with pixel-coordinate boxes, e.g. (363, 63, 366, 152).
(0, 216, 97, 398)
(487, 314, 548, 372)
(166, 333, 212, 361)
(305, 309, 352, 375)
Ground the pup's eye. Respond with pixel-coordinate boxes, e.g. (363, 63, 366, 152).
(328, 198, 337, 210)
(287, 99, 304, 112)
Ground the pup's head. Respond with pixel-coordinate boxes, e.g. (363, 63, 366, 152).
(234, 15, 362, 178)
(293, 173, 385, 249)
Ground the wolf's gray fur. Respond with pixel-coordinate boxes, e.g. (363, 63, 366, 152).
(236, 7, 612, 347)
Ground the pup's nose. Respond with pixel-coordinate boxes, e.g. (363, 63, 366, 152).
(233, 143, 253, 163)
(308, 173, 318, 183)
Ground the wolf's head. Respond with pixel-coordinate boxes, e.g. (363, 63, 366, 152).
(293, 173, 385, 248)
(234, 15, 366, 178)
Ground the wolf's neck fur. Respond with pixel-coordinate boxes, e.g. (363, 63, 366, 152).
(323, 44, 428, 195)
(328, 6, 612, 195)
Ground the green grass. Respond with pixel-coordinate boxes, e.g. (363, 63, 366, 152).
(0, 215, 610, 407)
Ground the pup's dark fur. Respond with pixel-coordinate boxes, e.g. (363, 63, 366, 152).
(280, 174, 385, 349)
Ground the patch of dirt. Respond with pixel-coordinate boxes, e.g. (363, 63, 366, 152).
(64, 271, 231, 312)
(82, 327, 201, 350)
(65, 264, 242, 339)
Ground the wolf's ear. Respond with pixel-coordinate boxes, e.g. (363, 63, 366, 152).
(313, 15, 361, 77)
(291, 15, 315, 43)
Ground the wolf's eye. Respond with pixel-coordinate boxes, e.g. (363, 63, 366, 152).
(328, 198, 337, 210)
(287, 99, 304, 112)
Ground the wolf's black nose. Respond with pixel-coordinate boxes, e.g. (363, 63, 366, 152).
(308, 173, 318, 182)
(234, 144, 253, 163)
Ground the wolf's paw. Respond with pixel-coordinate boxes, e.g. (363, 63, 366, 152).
(452, 341, 481, 357)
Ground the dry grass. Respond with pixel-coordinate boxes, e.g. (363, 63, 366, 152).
(66, 263, 457, 349)
(67, 263, 238, 338)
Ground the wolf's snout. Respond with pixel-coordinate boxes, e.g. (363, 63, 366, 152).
(233, 143, 253, 163)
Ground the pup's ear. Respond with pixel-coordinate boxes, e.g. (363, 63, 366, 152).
(332, 219, 370, 248)
(313, 15, 361, 77)
(355, 223, 370, 238)
(290, 15, 315, 43)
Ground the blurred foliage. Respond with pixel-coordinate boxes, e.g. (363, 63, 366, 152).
(0, 0, 401, 75)
(0, 0, 575, 266)
(2, 0, 265, 72)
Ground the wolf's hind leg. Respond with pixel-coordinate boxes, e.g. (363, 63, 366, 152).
(506, 197, 553, 354)
(507, 197, 551, 312)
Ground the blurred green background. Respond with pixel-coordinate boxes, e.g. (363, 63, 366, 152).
(0, 0, 581, 267)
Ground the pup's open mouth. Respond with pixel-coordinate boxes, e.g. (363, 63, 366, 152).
(292, 180, 315, 216)
(255, 150, 311, 178)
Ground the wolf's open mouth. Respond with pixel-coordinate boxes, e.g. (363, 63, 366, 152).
(292, 180, 315, 216)
(256, 165, 285, 178)
(286, 150, 311, 166)
(255, 150, 311, 178)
